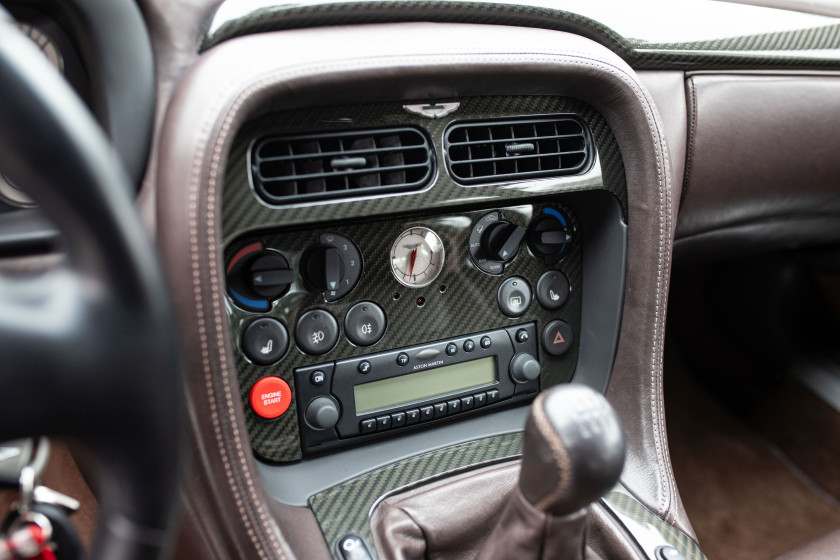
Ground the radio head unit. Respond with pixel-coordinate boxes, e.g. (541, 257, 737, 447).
(294, 323, 540, 455)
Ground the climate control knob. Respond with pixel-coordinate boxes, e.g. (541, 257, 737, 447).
(510, 352, 541, 383)
(301, 233, 362, 302)
(469, 212, 526, 274)
(528, 208, 574, 265)
(226, 242, 293, 312)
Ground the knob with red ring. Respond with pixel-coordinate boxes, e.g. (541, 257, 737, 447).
(226, 241, 294, 312)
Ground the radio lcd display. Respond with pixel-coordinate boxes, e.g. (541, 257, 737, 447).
(354, 357, 497, 414)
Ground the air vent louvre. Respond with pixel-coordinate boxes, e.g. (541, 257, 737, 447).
(444, 116, 591, 185)
(251, 127, 433, 205)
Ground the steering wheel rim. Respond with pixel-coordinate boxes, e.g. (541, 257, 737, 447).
(0, 10, 184, 560)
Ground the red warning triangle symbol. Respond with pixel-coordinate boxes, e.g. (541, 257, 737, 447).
(554, 331, 565, 344)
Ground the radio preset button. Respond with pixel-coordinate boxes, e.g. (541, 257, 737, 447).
(447, 399, 461, 415)
(433, 403, 448, 418)
(360, 419, 376, 433)
(396, 352, 409, 366)
(497, 277, 532, 318)
(515, 329, 529, 344)
(461, 396, 474, 410)
(487, 389, 501, 404)
(480, 336, 492, 349)
(344, 302, 386, 347)
(474, 392, 487, 408)
(405, 409, 420, 425)
(391, 412, 406, 428)
(357, 361, 371, 375)
(310, 370, 326, 386)
(445, 343, 457, 356)
(295, 310, 339, 355)
(376, 415, 391, 431)
(420, 406, 434, 421)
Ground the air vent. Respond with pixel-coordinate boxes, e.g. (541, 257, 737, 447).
(444, 116, 591, 185)
(250, 127, 434, 205)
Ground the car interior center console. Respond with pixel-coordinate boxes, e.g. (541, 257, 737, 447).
(220, 96, 628, 475)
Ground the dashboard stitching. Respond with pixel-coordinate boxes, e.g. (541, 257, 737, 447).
(194, 43, 675, 551)
(682, 78, 698, 212)
(532, 392, 574, 512)
(192, 85, 287, 560)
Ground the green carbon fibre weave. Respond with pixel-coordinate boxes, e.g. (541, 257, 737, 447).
(603, 489, 707, 560)
(309, 432, 523, 558)
(222, 96, 626, 244)
(200, 1, 840, 70)
(222, 96, 626, 463)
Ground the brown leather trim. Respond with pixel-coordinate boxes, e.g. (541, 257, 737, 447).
(530, 392, 575, 512)
(637, 71, 688, 217)
(155, 22, 690, 557)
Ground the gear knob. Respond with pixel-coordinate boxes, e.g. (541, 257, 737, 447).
(519, 384, 626, 516)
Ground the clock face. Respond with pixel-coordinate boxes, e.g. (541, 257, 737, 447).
(389, 227, 445, 288)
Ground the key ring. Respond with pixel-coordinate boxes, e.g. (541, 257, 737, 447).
(6, 510, 53, 545)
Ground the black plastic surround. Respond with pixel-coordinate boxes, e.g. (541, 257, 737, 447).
(295, 323, 539, 455)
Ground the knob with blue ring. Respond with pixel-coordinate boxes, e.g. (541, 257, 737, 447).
(226, 241, 294, 312)
(527, 207, 574, 265)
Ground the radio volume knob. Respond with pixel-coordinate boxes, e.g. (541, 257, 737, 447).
(510, 353, 541, 384)
(305, 396, 340, 430)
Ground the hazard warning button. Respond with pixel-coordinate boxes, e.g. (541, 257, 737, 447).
(250, 377, 292, 419)
(542, 320, 573, 356)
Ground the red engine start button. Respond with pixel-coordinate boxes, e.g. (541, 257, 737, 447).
(250, 377, 292, 419)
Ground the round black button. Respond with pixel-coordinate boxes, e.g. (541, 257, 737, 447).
(344, 301, 386, 347)
(497, 276, 532, 318)
(397, 352, 409, 366)
(515, 329, 529, 343)
(310, 370, 326, 386)
(536, 270, 570, 310)
(542, 320, 573, 356)
(463, 339, 475, 352)
(446, 343, 457, 356)
(480, 336, 492, 349)
(242, 318, 288, 365)
(358, 361, 371, 374)
(295, 309, 339, 356)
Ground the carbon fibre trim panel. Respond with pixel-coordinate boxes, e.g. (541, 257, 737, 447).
(222, 96, 626, 244)
(201, 1, 840, 70)
(602, 487, 707, 560)
(309, 432, 523, 559)
(228, 202, 582, 462)
(222, 96, 625, 463)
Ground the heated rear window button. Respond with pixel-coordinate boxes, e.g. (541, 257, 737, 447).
(391, 411, 406, 428)
(487, 389, 500, 404)
(433, 402, 447, 418)
(447, 399, 461, 414)
(419, 406, 434, 421)
(461, 395, 474, 411)
(360, 419, 376, 434)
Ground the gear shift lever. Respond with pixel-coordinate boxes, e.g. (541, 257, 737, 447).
(477, 384, 626, 560)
